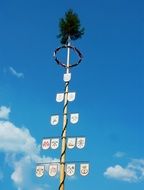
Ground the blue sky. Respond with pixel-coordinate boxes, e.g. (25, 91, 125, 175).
(0, 0, 144, 189)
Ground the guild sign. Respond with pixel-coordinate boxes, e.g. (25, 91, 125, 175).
(67, 138, 76, 149)
(80, 163, 89, 176)
(66, 164, 76, 176)
(51, 115, 59, 125)
(35, 165, 45, 177)
(63, 73, 71, 82)
(76, 137, 86, 149)
(49, 164, 58, 177)
(42, 138, 50, 150)
(56, 93, 64, 102)
(70, 113, 79, 124)
(51, 138, 59, 149)
(68, 92, 76, 102)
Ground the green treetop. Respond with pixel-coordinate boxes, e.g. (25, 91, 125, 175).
(58, 9, 85, 44)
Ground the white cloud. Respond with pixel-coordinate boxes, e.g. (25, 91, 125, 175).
(11, 156, 37, 190)
(9, 67, 24, 78)
(104, 165, 137, 182)
(113, 151, 126, 158)
(0, 110, 56, 190)
(104, 159, 144, 182)
(11, 160, 24, 186)
(0, 121, 38, 155)
(128, 159, 144, 180)
(0, 106, 10, 119)
(10, 154, 53, 190)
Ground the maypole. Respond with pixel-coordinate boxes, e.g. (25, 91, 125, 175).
(35, 9, 89, 190)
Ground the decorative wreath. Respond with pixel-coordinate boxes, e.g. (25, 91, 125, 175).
(53, 45, 83, 68)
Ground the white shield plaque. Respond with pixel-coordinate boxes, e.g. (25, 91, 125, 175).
(66, 164, 75, 176)
(56, 93, 64, 102)
(67, 138, 76, 149)
(51, 138, 59, 149)
(68, 92, 76, 102)
(42, 138, 50, 150)
(80, 163, 89, 176)
(76, 137, 86, 149)
(70, 113, 79, 124)
(51, 115, 59, 125)
(63, 73, 71, 82)
(36, 165, 45, 177)
(49, 164, 58, 177)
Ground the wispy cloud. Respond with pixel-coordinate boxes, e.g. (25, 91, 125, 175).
(0, 105, 56, 190)
(9, 67, 24, 78)
(0, 106, 10, 120)
(104, 165, 137, 182)
(104, 159, 144, 182)
(113, 151, 126, 158)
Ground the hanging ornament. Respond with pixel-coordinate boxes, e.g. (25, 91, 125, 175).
(35, 165, 45, 177)
(80, 163, 89, 176)
(67, 138, 76, 149)
(70, 113, 79, 124)
(66, 163, 76, 176)
(56, 93, 64, 102)
(63, 73, 71, 82)
(76, 137, 86, 149)
(51, 138, 59, 149)
(42, 138, 50, 150)
(49, 164, 58, 177)
(68, 92, 76, 102)
(50, 115, 59, 125)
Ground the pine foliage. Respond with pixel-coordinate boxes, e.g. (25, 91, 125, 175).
(58, 9, 84, 44)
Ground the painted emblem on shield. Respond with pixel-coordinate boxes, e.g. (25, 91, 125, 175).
(36, 165, 45, 177)
(63, 73, 71, 82)
(56, 93, 64, 102)
(49, 164, 58, 177)
(51, 138, 59, 149)
(67, 138, 76, 149)
(51, 115, 59, 125)
(42, 138, 50, 150)
(80, 163, 89, 176)
(68, 92, 76, 102)
(70, 113, 79, 124)
(76, 137, 86, 149)
(66, 164, 75, 176)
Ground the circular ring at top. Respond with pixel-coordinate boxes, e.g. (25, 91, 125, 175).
(53, 45, 83, 68)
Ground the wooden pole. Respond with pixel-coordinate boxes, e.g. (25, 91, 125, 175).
(59, 38, 71, 190)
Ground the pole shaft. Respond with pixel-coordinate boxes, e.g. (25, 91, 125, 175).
(59, 39, 71, 190)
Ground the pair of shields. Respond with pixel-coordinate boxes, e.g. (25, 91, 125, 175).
(36, 164, 58, 177)
(42, 138, 59, 150)
(65, 163, 89, 176)
(51, 113, 79, 126)
(67, 137, 86, 149)
(56, 92, 76, 102)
